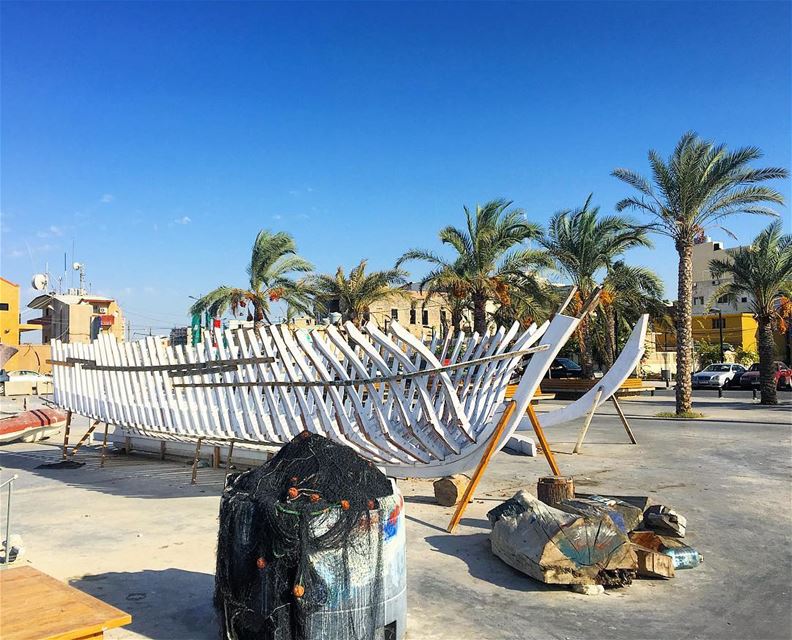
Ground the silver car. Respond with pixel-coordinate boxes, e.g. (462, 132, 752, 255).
(692, 363, 746, 389)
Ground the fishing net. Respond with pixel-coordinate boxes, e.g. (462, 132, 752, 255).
(215, 432, 397, 640)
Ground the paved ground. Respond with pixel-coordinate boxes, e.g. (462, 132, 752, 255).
(0, 392, 790, 640)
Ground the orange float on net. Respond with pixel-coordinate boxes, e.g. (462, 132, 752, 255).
(287, 487, 299, 499)
(293, 584, 305, 598)
(299, 431, 310, 439)
(340, 499, 350, 511)
(256, 557, 267, 569)
(310, 493, 321, 503)
(367, 500, 376, 510)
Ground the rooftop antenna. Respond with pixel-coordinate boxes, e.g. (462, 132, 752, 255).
(73, 262, 86, 295)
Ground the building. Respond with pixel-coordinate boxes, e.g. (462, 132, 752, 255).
(0, 277, 39, 346)
(27, 290, 125, 344)
(691, 236, 753, 316)
(0, 277, 51, 373)
(169, 326, 194, 347)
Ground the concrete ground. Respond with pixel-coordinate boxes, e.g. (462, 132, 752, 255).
(0, 391, 790, 640)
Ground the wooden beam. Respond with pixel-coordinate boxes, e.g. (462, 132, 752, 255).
(447, 401, 517, 533)
(190, 437, 204, 485)
(100, 423, 109, 468)
(573, 386, 603, 454)
(526, 404, 561, 475)
(61, 410, 72, 460)
(69, 419, 101, 458)
(611, 396, 637, 444)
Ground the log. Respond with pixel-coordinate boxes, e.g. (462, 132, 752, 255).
(490, 491, 637, 586)
(434, 474, 470, 507)
(536, 476, 574, 507)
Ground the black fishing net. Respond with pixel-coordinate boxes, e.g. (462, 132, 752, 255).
(215, 432, 396, 640)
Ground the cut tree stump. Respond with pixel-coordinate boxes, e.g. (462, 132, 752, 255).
(537, 476, 574, 507)
(434, 474, 471, 506)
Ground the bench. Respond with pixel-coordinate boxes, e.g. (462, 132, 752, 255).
(0, 565, 131, 640)
(540, 377, 655, 399)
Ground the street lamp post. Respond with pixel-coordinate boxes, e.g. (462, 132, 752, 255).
(709, 308, 724, 362)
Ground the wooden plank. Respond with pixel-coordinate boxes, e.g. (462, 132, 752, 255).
(0, 566, 131, 640)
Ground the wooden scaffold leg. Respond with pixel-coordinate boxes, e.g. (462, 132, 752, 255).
(68, 419, 101, 459)
(573, 387, 603, 454)
(191, 437, 204, 485)
(100, 423, 110, 468)
(61, 410, 73, 460)
(526, 404, 561, 475)
(447, 402, 517, 533)
(611, 396, 637, 444)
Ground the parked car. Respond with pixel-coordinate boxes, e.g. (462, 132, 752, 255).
(692, 363, 747, 389)
(0, 369, 53, 395)
(739, 362, 792, 389)
(545, 358, 584, 379)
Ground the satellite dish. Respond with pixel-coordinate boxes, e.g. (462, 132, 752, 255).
(31, 273, 49, 291)
(73, 262, 82, 271)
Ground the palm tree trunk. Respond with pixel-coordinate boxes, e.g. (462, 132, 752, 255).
(451, 307, 462, 334)
(757, 317, 778, 405)
(472, 293, 487, 335)
(578, 320, 595, 379)
(602, 306, 616, 371)
(675, 240, 694, 414)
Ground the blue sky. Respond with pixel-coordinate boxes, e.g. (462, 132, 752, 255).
(2, 1, 790, 336)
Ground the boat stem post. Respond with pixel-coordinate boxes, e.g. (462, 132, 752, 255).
(100, 423, 109, 468)
(191, 437, 204, 485)
(61, 411, 72, 459)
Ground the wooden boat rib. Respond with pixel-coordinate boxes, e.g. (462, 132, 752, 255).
(50, 310, 575, 476)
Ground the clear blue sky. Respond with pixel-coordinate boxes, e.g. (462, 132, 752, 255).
(2, 1, 790, 335)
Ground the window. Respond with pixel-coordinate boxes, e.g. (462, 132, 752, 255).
(693, 296, 704, 305)
(440, 310, 447, 326)
(422, 308, 429, 325)
(711, 318, 726, 329)
(391, 308, 398, 320)
(717, 295, 728, 304)
(0, 303, 8, 311)
(409, 308, 417, 324)
(741, 297, 748, 303)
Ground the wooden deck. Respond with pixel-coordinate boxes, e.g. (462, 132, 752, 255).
(0, 565, 131, 640)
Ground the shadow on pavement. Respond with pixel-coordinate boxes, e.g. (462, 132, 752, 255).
(71, 568, 217, 640)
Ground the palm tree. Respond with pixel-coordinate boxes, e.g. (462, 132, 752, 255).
(491, 276, 559, 330)
(188, 230, 313, 325)
(599, 261, 665, 371)
(398, 199, 548, 335)
(709, 221, 792, 405)
(613, 132, 787, 414)
(310, 259, 409, 327)
(541, 195, 653, 377)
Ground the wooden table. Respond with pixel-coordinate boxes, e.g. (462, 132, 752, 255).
(0, 566, 132, 640)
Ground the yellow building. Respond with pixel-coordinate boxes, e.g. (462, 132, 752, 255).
(0, 277, 39, 346)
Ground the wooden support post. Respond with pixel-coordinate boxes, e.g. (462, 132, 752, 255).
(191, 437, 204, 485)
(447, 402, 517, 533)
(61, 410, 73, 459)
(526, 404, 561, 476)
(573, 386, 603, 454)
(610, 396, 637, 444)
(226, 440, 235, 471)
(124, 436, 132, 455)
(99, 423, 109, 468)
(69, 419, 100, 458)
(160, 441, 166, 460)
(213, 446, 221, 469)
